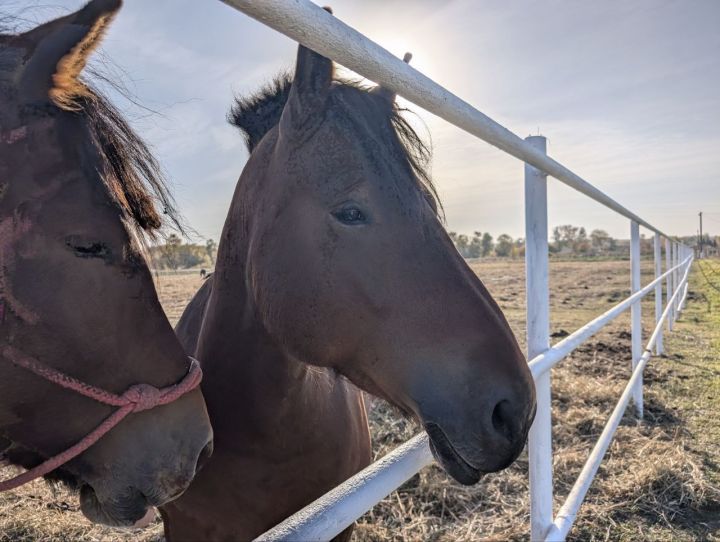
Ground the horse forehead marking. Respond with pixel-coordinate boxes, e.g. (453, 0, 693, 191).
(0, 215, 39, 325)
(0, 119, 55, 147)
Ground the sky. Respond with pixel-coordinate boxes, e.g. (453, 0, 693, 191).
(9, 0, 720, 242)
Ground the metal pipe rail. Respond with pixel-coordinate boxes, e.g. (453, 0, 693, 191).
(528, 256, 691, 378)
(255, 434, 433, 542)
(215, 2, 696, 541)
(220, 0, 672, 240)
(545, 257, 693, 541)
(252, 255, 693, 542)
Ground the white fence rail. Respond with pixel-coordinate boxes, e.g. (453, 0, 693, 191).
(218, 2, 695, 540)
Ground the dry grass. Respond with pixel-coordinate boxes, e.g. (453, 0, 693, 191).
(2, 260, 719, 541)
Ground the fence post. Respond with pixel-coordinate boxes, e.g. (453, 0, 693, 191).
(630, 221, 643, 418)
(524, 135, 554, 541)
(672, 242, 679, 321)
(666, 238, 673, 331)
(680, 246, 690, 312)
(654, 234, 663, 355)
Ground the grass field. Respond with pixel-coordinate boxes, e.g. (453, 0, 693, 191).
(1, 259, 719, 541)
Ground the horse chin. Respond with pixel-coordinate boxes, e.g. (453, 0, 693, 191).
(425, 423, 483, 486)
(79, 484, 150, 527)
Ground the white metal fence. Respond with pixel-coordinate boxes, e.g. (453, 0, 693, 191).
(219, 2, 695, 540)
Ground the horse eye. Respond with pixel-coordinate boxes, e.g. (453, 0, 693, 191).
(65, 237, 111, 260)
(334, 207, 367, 225)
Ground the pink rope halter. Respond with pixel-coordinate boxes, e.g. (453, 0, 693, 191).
(0, 345, 202, 492)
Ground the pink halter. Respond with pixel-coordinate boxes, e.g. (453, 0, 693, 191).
(0, 345, 202, 491)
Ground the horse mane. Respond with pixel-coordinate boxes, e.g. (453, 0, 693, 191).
(75, 86, 183, 237)
(1, 15, 182, 238)
(228, 73, 442, 217)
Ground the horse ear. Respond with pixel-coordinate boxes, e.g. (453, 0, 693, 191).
(371, 52, 412, 105)
(279, 7, 334, 135)
(18, 0, 122, 108)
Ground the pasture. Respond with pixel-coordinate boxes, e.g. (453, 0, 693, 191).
(1, 258, 718, 541)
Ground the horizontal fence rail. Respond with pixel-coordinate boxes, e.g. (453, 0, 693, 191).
(221, 0, 672, 240)
(215, 1, 696, 541)
(527, 257, 688, 379)
(546, 260, 692, 540)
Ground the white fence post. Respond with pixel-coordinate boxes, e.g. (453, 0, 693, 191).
(672, 242, 679, 321)
(630, 221, 643, 418)
(654, 234, 663, 355)
(680, 246, 690, 312)
(524, 135, 554, 541)
(666, 238, 673, 331)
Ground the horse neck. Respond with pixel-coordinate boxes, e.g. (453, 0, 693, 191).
(194, 182, 317, 439)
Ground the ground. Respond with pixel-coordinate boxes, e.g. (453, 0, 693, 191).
(1, 259, 718, 541)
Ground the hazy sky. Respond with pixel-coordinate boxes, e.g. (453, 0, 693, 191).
(11, 0, 720, 241)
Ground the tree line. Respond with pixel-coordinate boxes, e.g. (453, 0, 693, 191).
(149, 235, 216, 270)
(149, 226, 714, 268)
(448, 225, 620, 259)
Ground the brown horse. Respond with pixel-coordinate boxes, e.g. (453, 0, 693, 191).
(0, 0, 212, 527)
(160, 43, 536, 541)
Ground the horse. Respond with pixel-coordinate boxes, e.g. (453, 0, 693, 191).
(0, 0, 213, 527)
(160, 41, 536, 541)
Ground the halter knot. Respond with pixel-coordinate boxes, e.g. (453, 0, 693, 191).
(123, 383, 163, 412)
(0, 348, 202, 492)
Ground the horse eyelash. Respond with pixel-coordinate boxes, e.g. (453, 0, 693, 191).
(66, 241, 111, 260)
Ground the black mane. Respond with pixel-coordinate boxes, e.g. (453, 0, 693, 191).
(229, 74, 292, 153)
(77, 85, 183, 237)
(229, 73, 441, 216)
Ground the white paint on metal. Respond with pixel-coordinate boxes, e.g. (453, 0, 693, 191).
(528, 262, 681, 378)
(630, 222, 643, 418)
(666, 238, 674, 331)
(254, 433, 433, 542)
(673, 243, 679, 320)
(254, 255, 690, 541)
(545, 259, 692, 541)
(654, 234, 664, 355)
(524, 136, 553, 541)
(216, 3, 697, 540)
(220, 0, 673, 240)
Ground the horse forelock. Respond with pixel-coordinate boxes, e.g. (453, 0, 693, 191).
(229, 74, 442, 219)
(1, 13, 182, 240)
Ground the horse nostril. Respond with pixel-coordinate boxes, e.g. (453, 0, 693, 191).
(491, 400, 518, 443)
(195, 440, 214, 473)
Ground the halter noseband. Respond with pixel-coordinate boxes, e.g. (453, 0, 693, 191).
(0, 345, 202, 492)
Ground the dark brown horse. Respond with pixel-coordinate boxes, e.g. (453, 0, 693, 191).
(161, 43, 536, 541)
(0, 0, 212, 527)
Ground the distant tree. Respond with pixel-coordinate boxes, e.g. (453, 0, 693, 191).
(467, 231, 483, 258)
(455, 234, 469, 257)
(159, 234, 183, 270)
(481, 232, 494, 257)
(590, 229, 611, 252)
(574, 227, 591, 254)
(495, 234, 514, 257)
(553, 225, 579, 251)
(177, 246, 204, 268)
(205, 238, 217, 264)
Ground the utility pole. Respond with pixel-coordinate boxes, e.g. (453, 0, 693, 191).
(699, 211, 703, 258)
